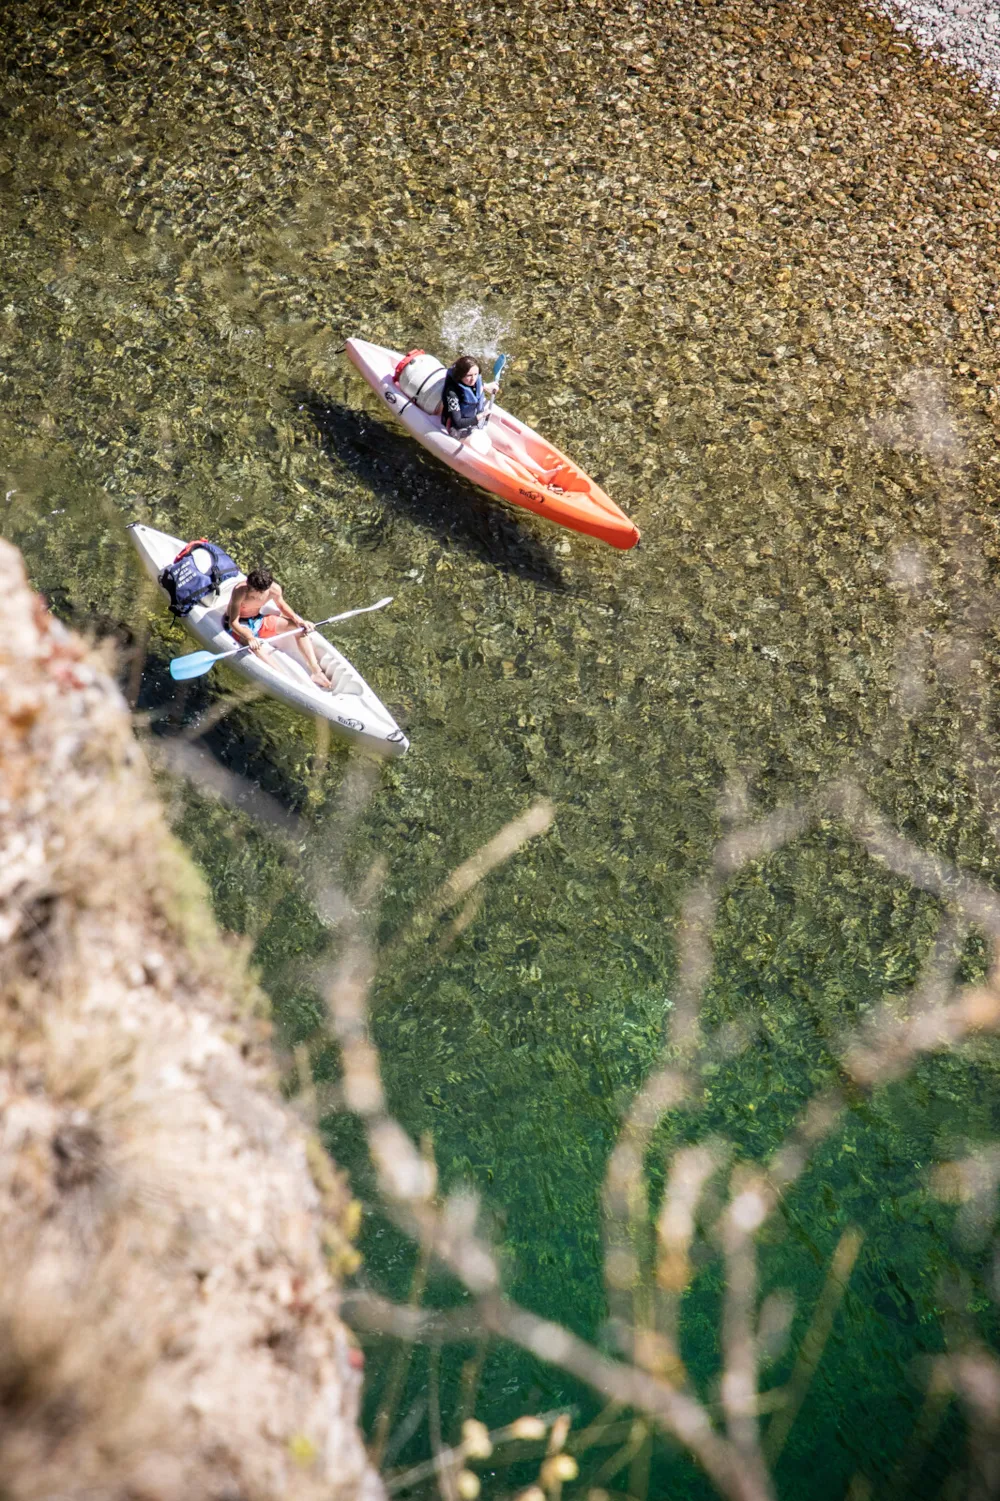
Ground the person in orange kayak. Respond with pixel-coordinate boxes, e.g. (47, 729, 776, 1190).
(223, 566, 333, 691)
(441, 354, 562, 485)
(441, 355, 499, 437)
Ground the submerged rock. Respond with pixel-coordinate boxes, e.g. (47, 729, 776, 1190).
(0, 537, 380, 1501)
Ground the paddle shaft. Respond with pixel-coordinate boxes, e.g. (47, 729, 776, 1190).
(216, 598, 393, 663)
(478, 353, 508, 429)
(169, 597, 393, 679)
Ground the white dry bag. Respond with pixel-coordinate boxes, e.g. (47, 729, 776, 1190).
(394, 350, 447, 415)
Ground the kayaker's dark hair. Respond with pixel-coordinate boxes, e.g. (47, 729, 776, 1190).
(246, 567, 274, 592)
(452, 355, 479, 380)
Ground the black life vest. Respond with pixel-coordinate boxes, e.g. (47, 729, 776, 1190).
(158, 538, 240, 617)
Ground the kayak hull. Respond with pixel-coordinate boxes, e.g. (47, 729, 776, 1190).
(346, 338, 640, 551)
(128, 524, 408, 758)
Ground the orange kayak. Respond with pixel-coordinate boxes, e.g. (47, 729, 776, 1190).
(346, 338, 640, 551)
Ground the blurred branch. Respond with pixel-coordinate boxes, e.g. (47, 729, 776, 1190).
(719, 1169, 771, 1489)
(326, 806, 777, 1501)
(763, 1226, 864, 1463)
(346, 1288, 756, 1494)
(157, 713, 1000, 1501)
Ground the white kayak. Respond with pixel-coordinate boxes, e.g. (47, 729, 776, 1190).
(128, 523, 408, 759)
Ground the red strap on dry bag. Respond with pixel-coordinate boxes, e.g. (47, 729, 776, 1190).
(173, 537, 209, 562)
(392, 349, 425, 385)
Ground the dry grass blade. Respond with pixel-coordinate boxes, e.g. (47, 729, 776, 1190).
(653, 1143, 724, 1382)
(713, 803, 813, 878)
(939, 1352, 1000, 1501)
(586, 1420, 649, 1491)
(602, 1066, 690, 1343)
(370, 1241, 432, 1467)
(342, 1290, 481, 1345)
(762, 1226, 864, 1463)
(428, 1344, 457, 1501)
(671, 879, 717, 1057)
(844, 979, 1000, 1086)
(387, 799, 555, 954)
(719, 1169, 772, 1485)
(885, 1364, 954, 1500)
(147, 736, 301, 839)
(767, 1090, 846, 1196)
(831, 782, 1000, 939)
(179, 683, 266, 743)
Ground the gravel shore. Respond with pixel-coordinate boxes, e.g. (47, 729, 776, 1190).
(881, 0, 1000, 100)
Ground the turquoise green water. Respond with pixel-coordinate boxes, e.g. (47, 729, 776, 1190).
(4, 1, 1000, 1496)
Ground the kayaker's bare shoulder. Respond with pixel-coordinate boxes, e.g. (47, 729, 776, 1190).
(226, 577, 249, 614)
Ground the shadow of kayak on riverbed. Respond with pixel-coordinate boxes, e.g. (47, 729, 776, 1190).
(289, 389, 569, 591)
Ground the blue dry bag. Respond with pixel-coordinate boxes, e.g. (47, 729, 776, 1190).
(158, 539, 240, 617)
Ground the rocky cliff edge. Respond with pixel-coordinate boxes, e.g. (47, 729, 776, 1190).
(0, 537, 381, 1501)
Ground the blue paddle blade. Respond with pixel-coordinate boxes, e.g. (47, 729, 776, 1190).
(169, 649, 225, 681)
(493, 353, 508, 381)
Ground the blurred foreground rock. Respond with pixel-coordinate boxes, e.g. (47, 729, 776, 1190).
(0, 537, 380, 1500)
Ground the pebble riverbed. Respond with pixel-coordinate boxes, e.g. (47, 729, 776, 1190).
(4, 2, 1000, 1497)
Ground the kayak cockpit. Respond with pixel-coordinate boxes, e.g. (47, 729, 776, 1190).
(477, 415, 591, 496)
(200, 602, 364, 699)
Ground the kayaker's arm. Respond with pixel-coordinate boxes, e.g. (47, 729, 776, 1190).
(442, 382, 464, 430)
(271, 584, 312, 632)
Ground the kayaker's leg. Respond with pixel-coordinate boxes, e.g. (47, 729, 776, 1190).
(493, 431, 561, 484)
(525, 457, 561, 483)
(269, 619, 333, 691)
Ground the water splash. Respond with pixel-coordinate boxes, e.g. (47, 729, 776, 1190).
(869, 368, 965, 468)
(439, 302, 512, 362)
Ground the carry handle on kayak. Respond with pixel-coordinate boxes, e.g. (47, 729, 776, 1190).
(168, 597, 394, 681)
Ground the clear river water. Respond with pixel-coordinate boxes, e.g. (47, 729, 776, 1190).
(4, 1, 1000, 1497)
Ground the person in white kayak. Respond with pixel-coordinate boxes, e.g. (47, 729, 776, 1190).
(223, 567, 334, 691)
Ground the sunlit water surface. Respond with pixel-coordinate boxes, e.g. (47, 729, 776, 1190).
(3, 1, 1000, 1496)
